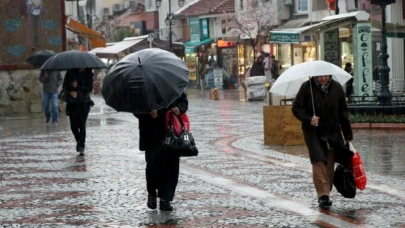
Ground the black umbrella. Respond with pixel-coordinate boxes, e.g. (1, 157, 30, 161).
(26, 50, 55, 68)
(40, 50, 106, 71)
(101, 48, 189, 114)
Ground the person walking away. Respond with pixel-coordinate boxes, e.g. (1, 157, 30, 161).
(199, 55, 207, 90)
(270, 55, 282, 80)
(292, 75, 353, 208)
(134, 92, 188, 211)
(250, 56, 265, 77)
(344, 62, 354, 103)
(39, 70, 62, 125)
(63, 68, 94, 156)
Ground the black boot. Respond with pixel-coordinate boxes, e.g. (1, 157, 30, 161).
(147, 194, 157, 210)
(318, 195, 332, 208)
(159, 199, 173, 211)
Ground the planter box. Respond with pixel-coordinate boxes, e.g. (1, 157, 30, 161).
(263, 106, 305, 146)
(370, 123, 405, 129)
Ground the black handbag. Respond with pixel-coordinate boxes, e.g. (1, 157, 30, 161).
(59, 89, 67, 102)
(333, 164, 357, 198)
(161, 113, 198, 157)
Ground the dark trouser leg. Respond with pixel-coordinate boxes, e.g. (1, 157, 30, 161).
(158, 153, 180, 201)
(69, 113, 80, 143)
(77, 105, 90, 148)
(145, 148, 159, 196)
(312, 149, 335, 197)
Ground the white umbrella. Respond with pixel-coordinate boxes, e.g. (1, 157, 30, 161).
(270, 60, 353, 96)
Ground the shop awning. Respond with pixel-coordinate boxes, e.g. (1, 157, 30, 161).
(184, 38, 215, 53)
(95, 36, 148, 59)
(270, 11, 370, 43)
(66, 18, 106, 48)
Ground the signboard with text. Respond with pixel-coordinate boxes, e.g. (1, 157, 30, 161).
(353, 23, 373, 100)
(189, 17, 200, 42)
(270, 33, 300, 43)
(201, 18, 209, 39)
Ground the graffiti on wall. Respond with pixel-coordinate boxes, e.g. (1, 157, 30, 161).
(0, 0, 64, 68)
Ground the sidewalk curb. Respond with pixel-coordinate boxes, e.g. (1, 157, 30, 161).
(351, 123, 405, 129)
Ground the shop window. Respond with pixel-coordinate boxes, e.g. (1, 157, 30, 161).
(146, 0, 155, 11)
(296, 0, 308, 13)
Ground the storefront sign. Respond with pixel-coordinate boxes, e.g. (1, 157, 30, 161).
(213, 68, 223, 88)
(353, 23, 373, 99)
(201, 18, 209, 39)
(217, 40, 235, 48)
(323, 29, 340, 66)
(270, 33, 299, 43)
(185, 47, 195, 54)
(189, 17, 201, 42)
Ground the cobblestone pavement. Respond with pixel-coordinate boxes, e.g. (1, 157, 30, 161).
(0, 90, 404, 227)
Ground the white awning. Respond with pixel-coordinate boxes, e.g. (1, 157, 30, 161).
(95, 36, 148, 59)
(270, 11, 370, 43)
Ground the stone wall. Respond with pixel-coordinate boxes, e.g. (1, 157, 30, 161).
(0, 69, 65, 117)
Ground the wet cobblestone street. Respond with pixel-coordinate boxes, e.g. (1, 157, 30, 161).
(0, 90, 404, 227)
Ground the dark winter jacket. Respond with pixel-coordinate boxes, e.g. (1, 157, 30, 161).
(63, 69, 94, 104)
(292, 78, 353, 163)
(250, 61, 265, 76)
(135, 92, 188, 151)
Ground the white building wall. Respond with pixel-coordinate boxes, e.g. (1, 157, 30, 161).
(158, 0, 188, 41)
(387, 2, 405, 93)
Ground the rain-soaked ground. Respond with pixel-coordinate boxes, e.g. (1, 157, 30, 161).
(0, 89, 404, 227)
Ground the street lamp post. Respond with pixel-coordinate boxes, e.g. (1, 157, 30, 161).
(371, 0, 396, 105)
(155, 0, 185, 52)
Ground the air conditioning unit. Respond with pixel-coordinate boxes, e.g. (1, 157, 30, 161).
(103, 7, 112, 16)
(113, 3, 124, 11)
(284, 0, 293, 5)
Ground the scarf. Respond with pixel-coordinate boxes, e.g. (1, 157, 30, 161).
(313, 76, 332, 96)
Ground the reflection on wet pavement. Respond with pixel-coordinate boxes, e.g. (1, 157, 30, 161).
(0, 90, 404, 227)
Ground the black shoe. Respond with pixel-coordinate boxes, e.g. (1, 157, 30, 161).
(77, 146, 84, 156)
(159, 200, 173, 211)
(318, 195, 332, 208)
(147, 195, 157, 210)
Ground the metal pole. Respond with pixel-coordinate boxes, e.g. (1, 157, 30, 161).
(168, 0, 172, 52)
(377, 4, 393, 105)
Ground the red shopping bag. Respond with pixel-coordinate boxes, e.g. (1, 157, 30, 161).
(165, 111, 190, 136)
(350, 142, 367, 190)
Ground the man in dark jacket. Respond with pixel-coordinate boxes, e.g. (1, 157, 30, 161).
(270, 55, 282, 80)
(292, 75, 353, 208)
(135, 92, 188, 211)
(39, 70, 63, 125)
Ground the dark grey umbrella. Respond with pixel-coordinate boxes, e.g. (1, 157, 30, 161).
(40, 50, 106, 71)
(101, 48, 189, 114)
(26, 50, 55, 68)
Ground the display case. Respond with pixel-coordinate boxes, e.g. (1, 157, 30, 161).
(185, 53, 197, 81)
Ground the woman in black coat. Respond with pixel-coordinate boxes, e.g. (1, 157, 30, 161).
(63, 68, 94, 156)
(292, 76, 353, 208)
(134, 92, 188, 211)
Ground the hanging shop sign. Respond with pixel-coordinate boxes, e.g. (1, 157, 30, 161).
(217, 40, 236, 48)
(323, 28, 340, 66)
(270, 33, 300, 43)
(353, 23, 373, 100)
(190, 17, 201, 42)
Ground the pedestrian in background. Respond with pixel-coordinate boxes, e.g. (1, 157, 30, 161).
(250, 56, 265, 77)
(344, 62, 354, 103)
(270, 55, 282, 80)
(134, 92, 188, 211)
(63, 68, 94, 156)
(39, 70, 62, 125)
(292, 75, 353, 208)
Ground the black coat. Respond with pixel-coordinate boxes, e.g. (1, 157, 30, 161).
(292, 78, 353, 164)
(63, 69, 94, 105)
(135, 93, 188, 151)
